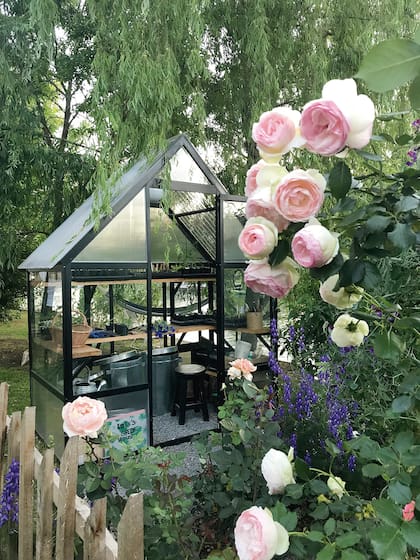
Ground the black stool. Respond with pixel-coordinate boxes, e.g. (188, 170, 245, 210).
(171, 364, 210, 425)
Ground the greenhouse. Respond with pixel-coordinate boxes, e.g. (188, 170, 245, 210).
(19, 134, 273, 454)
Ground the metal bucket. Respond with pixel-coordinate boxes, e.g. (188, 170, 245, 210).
(151, 345, 179, 416)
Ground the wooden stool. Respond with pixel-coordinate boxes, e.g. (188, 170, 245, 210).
(171, 364, 209, 425)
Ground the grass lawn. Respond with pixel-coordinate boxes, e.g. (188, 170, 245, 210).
(0, 313, 30, 414)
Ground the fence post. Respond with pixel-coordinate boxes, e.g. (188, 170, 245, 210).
(83, 497, 106, 560)
(18, 406, 36, 560)
(36, 447, 55, 560)
(117, 493, 144, 560)
(55, 436, 79, 560)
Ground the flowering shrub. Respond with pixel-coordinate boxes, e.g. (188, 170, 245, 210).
(0, 459, 19, 528)
(151, 319, 175, 338)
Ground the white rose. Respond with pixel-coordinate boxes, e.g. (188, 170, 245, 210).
(331, 314, 369, 347)
(261, 448, 295, 495)
(319, 274, 364, 309)
(327, 475, 346, 499)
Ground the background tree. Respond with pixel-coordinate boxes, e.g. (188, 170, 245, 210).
(0, 0, 417, 317)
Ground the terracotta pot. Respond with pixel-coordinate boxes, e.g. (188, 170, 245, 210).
(246, 311, 263, 330)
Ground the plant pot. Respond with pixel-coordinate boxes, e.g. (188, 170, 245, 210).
(246, 311, 263, 330)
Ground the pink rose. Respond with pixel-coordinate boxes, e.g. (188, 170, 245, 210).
(238, 217, 278, 260)
(244, 258, 299, 299)
(300, 99, 349, 156)
(301, 78, 375, 156)
(245, 161, 267, 197)
(273, 169, 326, 222)
(402, 500, 416, 522)
(234, 506, 289, 560)
(291, 222, 339, 268)
(229, 358, 257, 381)
(252, 107, 302, 162)
(62, 396, 108, 438)
(246, 188, 289, 233)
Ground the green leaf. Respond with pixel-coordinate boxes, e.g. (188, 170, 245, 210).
(373, 331, 405, 361)
(394, 315, 420, 330)
(285, 483, 304, 500)
(395, 134, 413, 145)
(309, 253, 345, 281)
(388, 481, 412, 505)
(365, 215, 392, 233)
(242, 379, 259, 398)
(294, 458, 311, 481)
(328, 161, 352, 199)
(370, 526, 406, 559)
(338, 259, 365, 287)
(269, 238, 290, 266)
(356, 39, 420, 92)
(323, 518, 336, 537)
(409, 73, 420, 110)
(401, 520, 420, 549)
(354, 149, 383, 161)
(395, 195, 419, 213)
(387, 222, 416, 250)
(305, 530, 325, 543)
(311, 503, 330, 520)
(316, 544, 336, 560)
(360, 262, 382, 290)
(374, 499, 403, 528)
(393, 431, 414, 455)
(362, 463, 384, 479)
(340, 549, 366, 560)
(85, 477, 101, 493)
(392, 395, 413, 413)
(336, 532, 361, 548)
(310, 479, 329, 494)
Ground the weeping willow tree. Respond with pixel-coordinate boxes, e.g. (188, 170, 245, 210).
(86, 0, 417, 194)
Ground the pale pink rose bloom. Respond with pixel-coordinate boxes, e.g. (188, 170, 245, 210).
(252, 107, 303, 162)
(402, 500, 416, 522)
(322, 79, 375, 149)
(234, 506, 290, 560)
(291, 222, 339, 268)
(229, 358, 257, 381)
(62, 396, 108, 438)
(227, 366, 242, 381)
(255, 164, 288, 190)
(245, 161, 267, 197)
(238, 217, 278, 260)
(327, 475, 346, 499)
(301, 78, 375, 156)
(273, 169, 326, 222)
(300, 99, 349, 156)
(244, 258, 300, 300)
(246, 187, 289, 233)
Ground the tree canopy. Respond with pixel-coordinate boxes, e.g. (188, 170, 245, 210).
(0, 0, 417, 317)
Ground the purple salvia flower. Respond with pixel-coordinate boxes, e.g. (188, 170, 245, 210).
(348, 454, 357, 472)
(0, 459, 19, 527)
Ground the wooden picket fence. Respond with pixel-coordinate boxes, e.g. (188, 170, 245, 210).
(0, 383, 144, 559)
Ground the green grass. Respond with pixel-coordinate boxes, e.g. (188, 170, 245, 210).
(0, 312, 30, 414)
(0, 314, 28, 340)
(0, 368, 30, 414)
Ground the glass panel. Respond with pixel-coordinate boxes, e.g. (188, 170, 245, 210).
(149, 207, 205, 263)
(30, 271, 64, 393)
(75, 189, 147, 263)
(170, 191, 216, 260)
(168, 147, 210, 184)
(223, 200, 247, 262)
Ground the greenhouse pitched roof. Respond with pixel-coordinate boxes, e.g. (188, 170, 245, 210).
(19, 134, 227, 270)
